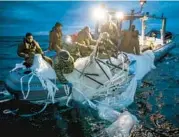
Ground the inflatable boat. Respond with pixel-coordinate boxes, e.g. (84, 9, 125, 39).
(3, 40, 175, 104)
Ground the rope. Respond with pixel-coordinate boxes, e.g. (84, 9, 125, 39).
(64, 84, 70, 96)
(3, 102, 48, 117)
(66, 93, 72, 107)
(25, 73, 35, 99)
(0, 89, 14, 103)
(80, 33, 103, 77)
(10, 63, 26, 72)
(20, 72, 33, 99)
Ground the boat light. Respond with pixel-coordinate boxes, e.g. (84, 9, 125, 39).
(92, 7, 107, 21)
(140, 0, 146, 6)
(65, 36, 72, 44)
(115, 12, 124, 20)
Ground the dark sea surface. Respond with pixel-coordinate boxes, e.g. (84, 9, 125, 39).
(0, 35, 179, 137)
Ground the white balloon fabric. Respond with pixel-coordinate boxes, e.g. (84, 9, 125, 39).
(127, 50, 156, 80)
(65, 50, 155, 109)
(64, 50, 155, 137)
(30, 54, 58, 103)
(31, 54, 56, 80)
(64, 55, 129, 103)
(101, 50, 156, 109)
(11, 50, 155, 136)
(106, 111, 138, 137)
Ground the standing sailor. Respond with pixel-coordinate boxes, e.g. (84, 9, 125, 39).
(49, 22, 63, 52)
(119, 25, 140, 55)
(131, 25, 140, 55)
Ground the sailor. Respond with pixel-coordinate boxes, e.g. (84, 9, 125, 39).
(131, 25, 140, 55)
(100, 15, 119, 45)
(17, 33, 53, 67)
(48, 22, 63, 52)
(151, 32, 157, 38)
(53, 50, 74, 84)
(98, 32, 117, 59)
(119, 25, 140, 55)
(75, 26, 97, 57)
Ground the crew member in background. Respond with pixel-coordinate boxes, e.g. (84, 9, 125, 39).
(100, 15, 119, 45)
(119, 25, 140, 55)
(131, 25, 140, 55)
(75, 26, 97, 57)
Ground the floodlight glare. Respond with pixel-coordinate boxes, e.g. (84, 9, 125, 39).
(65, 36, 72, 44)
(115, 12, 124, 20)
(93, 7, 106, 21)
(140, 0, 146, 6)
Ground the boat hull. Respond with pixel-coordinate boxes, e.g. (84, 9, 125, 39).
(4, 42, 176, 103)
(154, 42, 176, 61)
(4, 69, 67, 102)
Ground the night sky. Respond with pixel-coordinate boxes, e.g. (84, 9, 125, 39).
(0, 1, 179, 36)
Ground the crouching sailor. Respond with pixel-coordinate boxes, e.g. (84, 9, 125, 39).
(75, 26, 97, 57)
(17, 33, 53, 67)
(54, 50, 74, 86)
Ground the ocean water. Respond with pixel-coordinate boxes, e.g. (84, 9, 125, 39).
(0, 35, 179, 137)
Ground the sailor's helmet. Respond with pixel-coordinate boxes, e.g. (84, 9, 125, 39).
(58, 50, 71, 60)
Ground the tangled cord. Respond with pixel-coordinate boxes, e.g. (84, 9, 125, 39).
(69, 54, 129, 110)
(3, 102, 48, 117)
